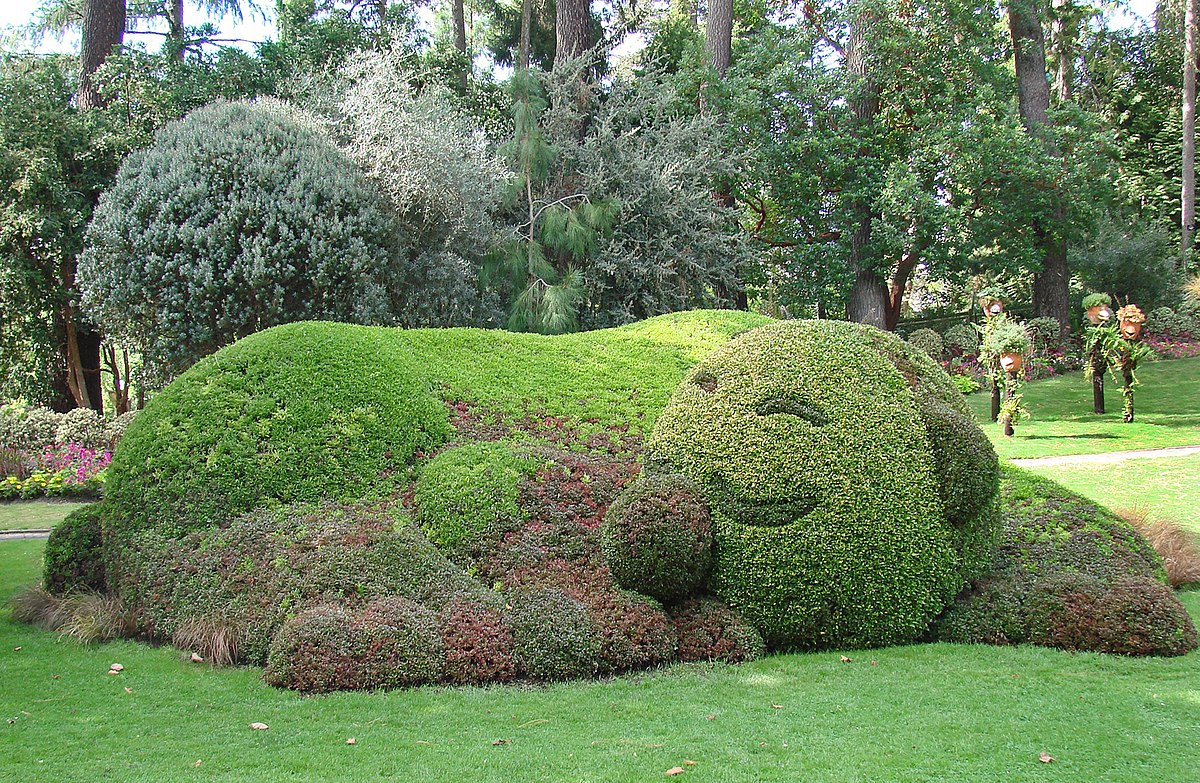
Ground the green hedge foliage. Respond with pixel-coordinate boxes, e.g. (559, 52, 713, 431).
(906, 328, 944, 359)
(43, 504, 107, 595)
(601, 474, 713, 603)
(935, 467, 1197, 656)
(648, 320, 1000, 650)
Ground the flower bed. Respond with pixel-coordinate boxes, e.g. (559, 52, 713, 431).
(0, 443, 110, 501)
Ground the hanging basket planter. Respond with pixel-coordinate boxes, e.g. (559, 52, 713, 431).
(983, 299, 1004, 317)
(1115, 304, 1145, 342)
(999, 352, 1024, 373)
(1120, 320, 1143, 340)
(1086, 304, 1112, 325)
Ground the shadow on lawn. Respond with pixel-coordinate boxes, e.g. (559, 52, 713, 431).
(1020, 433, 1121, 441)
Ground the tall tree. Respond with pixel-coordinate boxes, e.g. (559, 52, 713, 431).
(556, 0, 590, 62)
(78, 0, 126, 110)
(705, 0, 732, 75)
(1008, 0, 1070, 330)
(1184, 0, 1198, 258)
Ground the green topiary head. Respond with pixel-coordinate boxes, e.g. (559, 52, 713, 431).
(647, 320, 1000, 650)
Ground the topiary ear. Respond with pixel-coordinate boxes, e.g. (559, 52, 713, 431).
(914, 390, 1000, 530)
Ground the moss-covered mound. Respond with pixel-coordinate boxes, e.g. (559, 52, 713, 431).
(936, 466, 1197, 656)
(646, 320, 1001, 650)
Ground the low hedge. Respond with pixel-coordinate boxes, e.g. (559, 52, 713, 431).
(935, 467, 1197, 656)
(43, 504, 107, 594)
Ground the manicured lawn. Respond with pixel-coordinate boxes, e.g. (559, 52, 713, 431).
(968, 357, 1200, 459)
(0, 500, 89, 531)
(3, 539, 1197, 783)
(1030, 453, 1200, 535)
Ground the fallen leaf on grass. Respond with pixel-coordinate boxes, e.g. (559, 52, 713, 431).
(190, 653, 204, 663)
(109, 663, 124, 672)
(683, 760, 697, 766)
(193, 760, 202, 768)
(124, 687, 132, 694)
(249, 722, 270, 731)
(664, 768, 685, 776)
(870, 660, 878, 667)
(1039, 752, 1054, 764)
(839, 656, 852, 663)
(705, 715, 716, 721)
(13, 647, 21, 652)
(491, 739, 511, 746)
(345, 738, 356, 746)
(771, 704, 783, 709)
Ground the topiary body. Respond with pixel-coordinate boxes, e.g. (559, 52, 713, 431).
(647, 320, 1000, 650)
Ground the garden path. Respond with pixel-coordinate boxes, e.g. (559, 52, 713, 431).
(1011, 445, 1200, 468)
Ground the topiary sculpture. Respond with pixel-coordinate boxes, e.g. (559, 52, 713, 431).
(644, 320, 1001, 650)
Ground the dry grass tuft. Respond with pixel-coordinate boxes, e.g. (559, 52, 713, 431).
(1120, 508, 1200, 588)
(9, 585, 70, 631)
(172, 617, 240, 666)
(8, 585, 132, 643)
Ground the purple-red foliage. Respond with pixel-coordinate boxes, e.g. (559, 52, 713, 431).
(438, 597, 517, 685)
(670, 598, 766, 663)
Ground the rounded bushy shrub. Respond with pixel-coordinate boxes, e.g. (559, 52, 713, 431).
(1026, 316, 1064, 350)
(601, 474, 712, 603)
(104, 323, 453, 535)
(509, 588, 601, 681)
(43, 504, 107, 594)
(1146, 306, 1195, 338)
(264, 605, 356, 693)
(354, 597, 445, 688)
(54, 408, 107, 451)
(415, 442, 534, 561)
(670, 598, 766, 663)
(906, 328, 944, 359)
(587, 589, 677, 674)
(935, 467, 1197, 656)
(437, 596, 517, 685)
(78, 100, 402, 375)
(649, 320, 1000, 650)
(943, 323, 979, 354)
(0, 404, 60, 450)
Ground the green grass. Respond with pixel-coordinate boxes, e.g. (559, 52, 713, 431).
(0, 500, 89, 531)
(1029, 453, 1200, 535)
(3, 539, 1198, 782)
(967, 357, 1200, 459)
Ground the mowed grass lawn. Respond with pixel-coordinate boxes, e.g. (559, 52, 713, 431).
(0, 500, 88, 531)
(2, 539, 1198, 783)
(968, 356, 1200, 459)
(1032, 453, 1200, 535)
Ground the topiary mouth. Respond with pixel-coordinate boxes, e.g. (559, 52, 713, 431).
(710, 475, 819, 528)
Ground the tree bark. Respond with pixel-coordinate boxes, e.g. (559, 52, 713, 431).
(167, 0, 185, 60)
(556, 0, 590, 63)
(1184, 0, 1198, 258)
(452, 0, 468, 91)
(1050, 0, 1074, 102)
(518, 0, 532, 69)
(705, 0, 733, 75)
(844, 9, 889, 330)
(1008, 0, 1071, 332)
(78, 0, 126, 110)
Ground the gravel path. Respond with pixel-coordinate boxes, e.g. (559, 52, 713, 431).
(1010, 445, 1200, 468)
(0, 528, 51, 540)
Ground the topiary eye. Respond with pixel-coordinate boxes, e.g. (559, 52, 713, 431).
(692, 371, 718, 393)
(755, 398, 827, 426)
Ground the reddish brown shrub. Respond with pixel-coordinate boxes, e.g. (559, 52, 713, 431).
(438, 597, 517, 685)
(670, 598, 765, 663)
(585, 589, 677, 674)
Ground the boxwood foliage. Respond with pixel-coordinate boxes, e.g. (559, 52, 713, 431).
(936, 466, 1197, 656)
(647, 320, 1001, 650)
(43, 504, 107, 594)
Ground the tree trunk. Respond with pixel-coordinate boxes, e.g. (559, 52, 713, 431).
(79, 0, 126, 110)
(1050, 0, 1074, 102)
(1089, 340, 1106, 413)
(705, 0, 733, 75)
(452, 0, 468, 91)
(556, 0, 590, 63)
(844, 9, 889, 330)
(885, 249, 922, 331)
(518, 0, 532, 69)
(1008, 0, 1071, 332)
(1184, 0, 1198, 258)
(167, 0, 185, 60)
